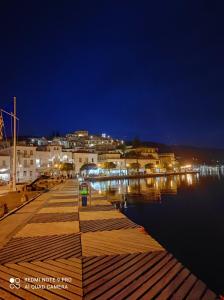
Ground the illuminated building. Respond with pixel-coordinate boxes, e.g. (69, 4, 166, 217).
(0, 155, 10, 182)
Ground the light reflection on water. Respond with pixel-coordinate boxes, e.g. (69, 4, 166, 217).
(91, 173, 200, 203)
(91, 167, 224, 203)
(91, 167, 224, 294)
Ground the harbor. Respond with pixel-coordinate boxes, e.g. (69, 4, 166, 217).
(0, 179, 218, 299)
(1, 0, 224, 298)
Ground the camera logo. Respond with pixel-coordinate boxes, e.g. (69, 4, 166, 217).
(9, 278, 20, 289)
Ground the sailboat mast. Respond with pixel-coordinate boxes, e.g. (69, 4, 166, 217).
(12, 96, 16, 191)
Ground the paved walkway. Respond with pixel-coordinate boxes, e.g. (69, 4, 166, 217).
(0, 180, 218, 299)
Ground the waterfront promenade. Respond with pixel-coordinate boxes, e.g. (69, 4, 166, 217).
(86, 171, 199, 182)
(0, 180, 217, 299)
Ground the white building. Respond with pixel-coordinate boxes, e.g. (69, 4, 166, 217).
(0, 155, 10, 182)
(29, 137, 48, 146)
(159, 153, 177, 171)
(72, 152, 98, 174)
(98, 152, 121, 161)
(0, 146, 37, 183)
(97, 148, 162, 174)
(36, 145, 74, 175)
(124, 147, 161, 173)
(66, 130, 123, 151)
(16, 146, 37, 182)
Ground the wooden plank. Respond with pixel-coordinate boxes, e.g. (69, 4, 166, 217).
(112, 253, 172, 300)
(171, 274, 198, 299)
(84, 253, 140, 284)
(57, 259, 82, 271)
(0, 272, 42, 300)
(18, 262, 83, 294)
(38, 207, 78, 214)
(48, 199, 78, 203)
(84, 253, 149, 297)
(79, 211, 125, 221)
(44, 202, 78, 207)
(67, 257, 82, 263)
(82, 239, 162, 256)
(29, 213, 79, 223)
(81, 229, 164, 256)
(0, 234, 81, 263)
(82, 256, 108, 269)
(0, 234, 79, 260)
(140, 263, 184, 300)
(27, 243, 82, 261)
(83, 242, 120, 256)
(32, 261, 82, 286)
(127, 258, 177, 299)
(201, 289, 217, 300)
(0, 179, 217, 300)
(51, 196, 78, 200)
(44, 260, 82, 278)
(1, 233, 74, 248)
(4, 263, 82, 299)
(0, 287, 21, 300)
(82, 240, 137, 255)
(87, 252, 164, 299)
(14, 222, 79, 238)
(84, 255, 122, 274)
(156, 268, 190, 299)
(79, 206, 115, 212)
(186, 280, 207, 300)
(80, 218, 140, 233)
(0, 265, 65, 300)
(0, 234, 71, 253)
(82, 236, 136, 253)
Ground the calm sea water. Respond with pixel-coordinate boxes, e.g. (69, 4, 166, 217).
(91, 172, 224, 295)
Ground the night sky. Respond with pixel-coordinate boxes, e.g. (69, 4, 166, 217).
(1, 1, 224, 147)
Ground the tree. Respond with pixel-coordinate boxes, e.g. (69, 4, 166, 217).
(124, 150, 140, 158)
(117, 144, 128, 175)
(128, 162, 140, 170)
(117, 143, 126, 153)
(59, 163, 74, 175)
(145, 163, 154, 173)
(80, 163, 97, 171)
(125, 151, 142, 174)
(145, 163, 154, 169)
(80, 163, 97, 176)
(132, 137, 142, 148)
(162, 162, 173, 172)
(102, 162, 116, 175)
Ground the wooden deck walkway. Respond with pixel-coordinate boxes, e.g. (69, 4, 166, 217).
(0, 180, 218, 299)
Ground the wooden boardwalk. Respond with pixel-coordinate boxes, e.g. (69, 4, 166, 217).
(0, 180, 218, 299)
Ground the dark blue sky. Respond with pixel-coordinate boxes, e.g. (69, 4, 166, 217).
(1, 0, 224, 147)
